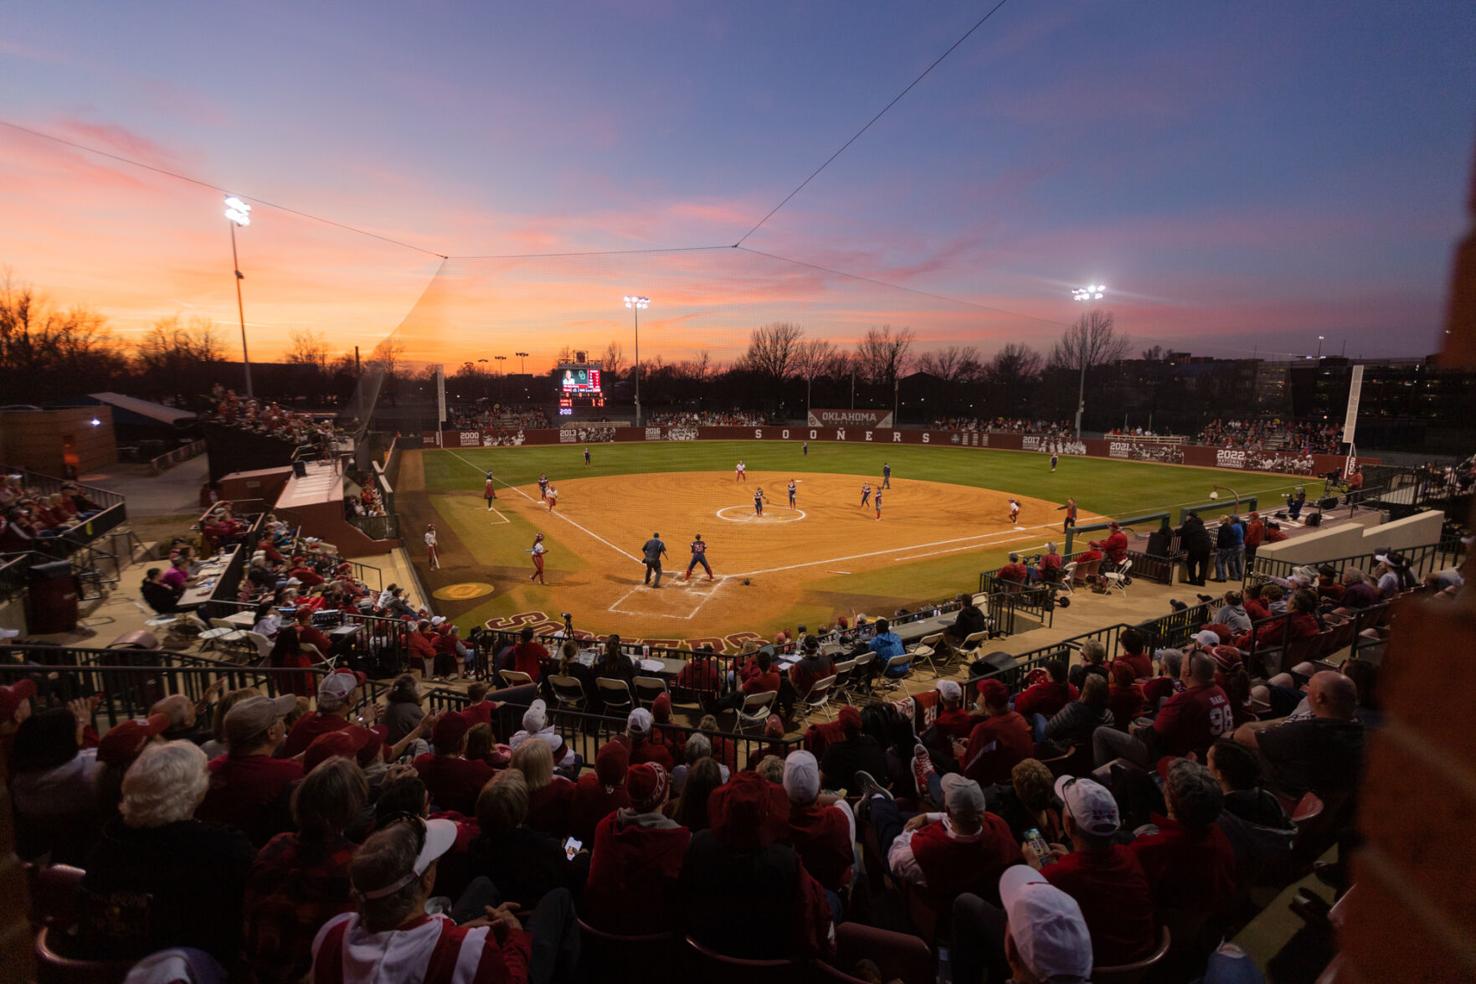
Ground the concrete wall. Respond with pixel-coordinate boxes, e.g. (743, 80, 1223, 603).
(1359, 509, 1444, 554)
(1258, 508, 1446, 568)
(0, 407, 116, 477)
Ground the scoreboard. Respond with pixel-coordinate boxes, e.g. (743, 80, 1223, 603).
(556, 364, 604, 411)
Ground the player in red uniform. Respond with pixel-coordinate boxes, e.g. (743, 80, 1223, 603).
(1058, 497, 1079, 533)
(545, 487, 559, 512)
(483, 472, 498, 508)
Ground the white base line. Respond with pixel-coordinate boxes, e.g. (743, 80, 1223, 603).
(484, 507, 511, 525)
(446, 450, 643, 565)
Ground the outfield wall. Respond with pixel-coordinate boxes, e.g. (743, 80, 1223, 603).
(425, 426, 1370, 477)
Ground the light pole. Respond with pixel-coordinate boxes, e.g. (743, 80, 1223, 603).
(515, 351, 529, 374)
(1210, 484, 1241, 513)
(1070, 285, 1105, 437)
(224, 196, 254, 398)
(623, 295, 650, 426)
(1316, 335, 1325, 361)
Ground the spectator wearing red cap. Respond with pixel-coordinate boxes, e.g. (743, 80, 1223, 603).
(413, 711, 496, 815)
(283, 670, 366, 757)
(569, 741, 631, 843)
(819, 704, 890, 792)
(95, 712, 170, 818)
(1014, 660, 1078, 722)
(996, 553, 1029, 584)
(583, 762, 691, 934)
(783, 750, 855, 900)
(1128, 759, 1239, 917)
(1032, 776, 1157, 967)
(955, 679, 1034, 786)
(1098, 522, 1129, 565)
(245, 757, 367, 984)
(198, 695, 304, 845)
(678, 771, 834, 959)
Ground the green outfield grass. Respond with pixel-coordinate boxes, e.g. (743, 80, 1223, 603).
(419, 441, 1325, 633)
(424, 439, 1322, 522)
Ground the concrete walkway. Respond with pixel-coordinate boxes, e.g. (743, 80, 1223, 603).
(79, 456, 209, 517)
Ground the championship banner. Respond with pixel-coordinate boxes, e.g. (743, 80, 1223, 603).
(807, 408, 893, 428)
(1342, 365, 1363, 445)
(435, 365, 447, 425)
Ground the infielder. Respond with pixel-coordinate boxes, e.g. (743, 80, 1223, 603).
(483, 471, 498, 508)
(537, 473, 550, 500)
(787, 479, 797, 508)
(641, 532, 667, 587)
(684, 533, 713, 580)
(859, 483, 872, 508)
(529, 532, 547, 584)
(424, 523, 440, 570)
(1009, 498, 1021, 524)
(874, 489, 884, 519)
(735, 460, 747, 482)
(753, 486, 766, 516)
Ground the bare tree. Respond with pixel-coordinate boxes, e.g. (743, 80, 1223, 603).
(601, 340, 626, 377)
(1048, 310, 1129, 371)
(555, 346, 575, 365)
(286, 328, 330, 370)
(368, 338, 406, 377)
(854, 325, 915, 386)
(741, 322, 805, 385)
(1140, 344, 1169, 362)
(792, 337, 838, 385)
(0, 276, 128, 402)
(916, 344, 982, 385)
(986, 343, 1044, 412)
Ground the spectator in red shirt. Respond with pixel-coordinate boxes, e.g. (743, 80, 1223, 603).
(283, 671, 364, 758)
(879, 772, 1017, 914)
(287, 557, 325, 587)
(295, 609, 336, 663)
(1111, 627, 1153, 679)
(705, 650, 781, 715)
(955, 679, 1035, 786)
(583, 762, 691, 934)
(508, 625, 549, 682)
(198, 695, 304, 845)
(244, 757, 365, 984)
(1105, 663, 1146, 732)
(1242, 583, 1272, 622)
(1096, 523, 1129, 565)
(1033, 776, 1158, 967)
(1092, 652, 1232, 768)
(1037, 542, 1065, 583)
(1014, 660, 1078, 721)
(413, 712, 496, 815)
(510, 739, 573, 838)
(996, 553, 1029, 583)
(929, 678, 977, 744)
(569, 741, 630, 843)
(1129, 760, 1239, 917)
(623, 707, 675, 771)
(782, 750, 854, 896)
(675, 645, 722, 698)
(1139, 648, 1184, 712)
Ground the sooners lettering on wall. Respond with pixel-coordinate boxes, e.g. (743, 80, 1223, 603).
(807, 408, 894, 428)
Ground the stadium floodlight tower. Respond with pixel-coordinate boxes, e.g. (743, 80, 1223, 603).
(623, 295, 650, 426)
(224, 195, 254, 398)
(1070, 284, 1106, 437)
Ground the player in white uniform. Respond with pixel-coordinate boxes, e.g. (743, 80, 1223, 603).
(529, 532, 547, 584)
(859, 483, 872, 508)
(424, 523, 440, 570)
(735, 460, 747, 482)
(545, 487, 558, 511)
(1009, 498, 1021, 524)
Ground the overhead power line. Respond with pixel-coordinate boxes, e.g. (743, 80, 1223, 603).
(733, 0, 1014, 246)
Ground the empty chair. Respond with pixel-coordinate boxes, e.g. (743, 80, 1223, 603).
(548, 674, 588, 711)
(800, 675, 838, 721)
(200, 618, 245, 652)
(1058, 560, 1079, 593)
(1102, 559, 1133, 596)
(499, 669, 534, 689)
(956, 630, 990, 660)
(633, 675, 669, 707)
(874, 653, 913, 693)
(596, 677, 636, 715)
(843, 652, 876, 702)
(732, 690, 778, 732)
(909, 632, 944, 678)
(240, 631, 274, 665)
(829, 659, 856, 702)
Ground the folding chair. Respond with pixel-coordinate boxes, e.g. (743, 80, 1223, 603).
(1058, 561, 1078, 593)
(1102, 559, 1133, 596)
(499, 669, 534, 689)
(633, 675, 668, 707)
(874, 653, 912, 694)
(841, 652, 875, 702)
(909, 632, 944, 678)
(800, 674, 838, 722)
(732, 690, 778, 733)
(548, 674, 587, 711)
(200, 617, 246, 652)
(596, 677, 635, 715)
(829, 659, 855, 702)
(1093, 926, 1172, 984)
(956, 630, 990, 662)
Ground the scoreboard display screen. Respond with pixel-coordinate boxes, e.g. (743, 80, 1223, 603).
(560, 367, 601, 394)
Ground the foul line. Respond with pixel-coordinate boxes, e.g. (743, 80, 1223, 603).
(724, 521, 1066, 579)
(445, 450, 642, 565)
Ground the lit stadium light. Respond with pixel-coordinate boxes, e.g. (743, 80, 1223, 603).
(223, 196, 252, 226)
(1072, 284, 1106, 302)
(623, 296, 651, 425)
(624, 295, 650, 310)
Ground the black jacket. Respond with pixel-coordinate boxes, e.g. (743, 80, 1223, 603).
(1178, 516, 1212, 552)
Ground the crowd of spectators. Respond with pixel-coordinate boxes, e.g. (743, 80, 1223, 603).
(1243, 452, 1319, 475)
(209, 385, 343, 450)
(0, 472, 105, 551)
(558, 424, 617, 443)
(1036, 439, 1087, 456)
(1197, 418, 1343, 454)
(649, 410, 766, 426)
(450, 405, 552, 433)
(931, 417, 1072, 435)
(1108, 440, 1185, 463)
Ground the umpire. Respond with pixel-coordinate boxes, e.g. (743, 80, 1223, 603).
(641, 532, 668, 587)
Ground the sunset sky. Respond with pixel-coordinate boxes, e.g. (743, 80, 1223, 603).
(2, 2, 1473, 369)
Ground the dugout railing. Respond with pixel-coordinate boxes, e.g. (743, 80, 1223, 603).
(202, 599, 417, 677)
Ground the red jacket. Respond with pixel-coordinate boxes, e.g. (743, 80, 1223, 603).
(960, 712, 1034, 786)
(786, 803, 853, 891)
(511, 642, 549, 682)
(1152, 684, 1233, 759)
(1100, 530, 1129, 563)
(582, 811, 692, 934)
(568, 773, 630, 844)
(413, 754, 497, 815)
(1129, 815, 1239, 916)
(284, 713, 351, 758)
(627, 736, 675, 772)
(1015, 681, 1078, 719)
(911, 813, 1016, 907)
(526, 777, 574, 838)
(742, 669, 781, 696)
(1043, 845, 1157, 966)
(997, 563, 1028, 583)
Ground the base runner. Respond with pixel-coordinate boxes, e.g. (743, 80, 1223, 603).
(787, 479, 797, 508)
(483, 471, 498, 508)
(529, 532, 546, 584)
(859, 483, 872, 508)
(684, 533, 713, 580)
(424, 523, 440, 570)
(545, 486, 558, 511)
(1009, 498, 1021, 524)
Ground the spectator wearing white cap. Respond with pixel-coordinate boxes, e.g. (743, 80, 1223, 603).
(283, 670, 369, 758)
(1034, 776, 1157, 967)
(624, 706, 674, 771)
(931, 678, 975, 740)
(509, 699, 575, 769)
(951, 863, 1093, 984)
(782, 750, 856, 909)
